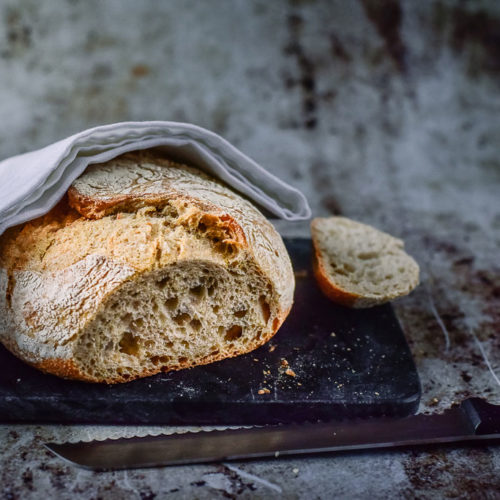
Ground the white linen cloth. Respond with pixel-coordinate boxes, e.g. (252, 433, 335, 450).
(0, 121, 311, 235)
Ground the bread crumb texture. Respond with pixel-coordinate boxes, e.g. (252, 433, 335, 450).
(0, 152, 294, 383)
(311, 216, 419, 308)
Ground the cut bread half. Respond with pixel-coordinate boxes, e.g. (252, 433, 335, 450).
(311, 217, 419, 308)
(0, 152, 294, 383)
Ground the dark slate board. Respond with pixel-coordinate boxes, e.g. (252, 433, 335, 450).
(0, 238, 421, 425)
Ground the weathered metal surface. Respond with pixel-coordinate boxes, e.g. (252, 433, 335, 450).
(0, 0, 499, 498)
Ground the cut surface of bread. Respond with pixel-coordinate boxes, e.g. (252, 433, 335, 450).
(0, 152, 294, 383)
(311, 216, 419, 308)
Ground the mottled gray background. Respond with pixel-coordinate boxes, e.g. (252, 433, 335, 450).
(1, 0, 500, 498)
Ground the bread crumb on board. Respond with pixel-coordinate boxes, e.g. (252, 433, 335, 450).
(269, 344, 276, 352)
(294, 269, 308, 279)
(258, 388, 271, 395)
(280, 359, 289, 367)
(285, 368, 296, 377)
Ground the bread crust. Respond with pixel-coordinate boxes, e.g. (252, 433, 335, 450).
(0, 153, 294, 383)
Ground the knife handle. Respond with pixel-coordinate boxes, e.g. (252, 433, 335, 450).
(461, 398, 500, 435)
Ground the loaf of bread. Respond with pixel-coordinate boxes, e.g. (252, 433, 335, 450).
(311, 216, 419, 308)
(0, 152, 294, 383)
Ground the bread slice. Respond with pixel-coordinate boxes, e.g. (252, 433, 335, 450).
(0, 152, 294, 383)
(311, 216, 419, 308)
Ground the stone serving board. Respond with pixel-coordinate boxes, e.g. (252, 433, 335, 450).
(0, 238, 420, 425)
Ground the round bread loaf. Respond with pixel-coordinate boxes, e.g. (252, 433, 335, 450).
(0, 152, 294, 383)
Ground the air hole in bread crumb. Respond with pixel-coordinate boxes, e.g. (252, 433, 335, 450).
(162, 204, 179, 218)
(173, 313, 191, 324)
(213, 305, 220, 313)
(157, 277, 169, 290)
(343, 263, 355, 273)
(198, 222, 207, 233)
(225, 325, 242, 341)
(119, 331, 140, 356)
(181, 340, 190, 348)
(215, 242, 237, 256)
(190, 319, 202, 331)
(133, 318, 144, 328)
(151, 355, 170, 366)
(259, 296, 271, 324)
(207, 285, 216, 297)
(190, 285, 205, 299)
(234, 309, 247, 318)
(178, 356, 188, 363)
(226, 244, 237, 256)
(358, 252, 378, 260)
(165, 297, 178, 310)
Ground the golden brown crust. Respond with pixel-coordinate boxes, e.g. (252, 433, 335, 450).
(0, 196, 80, 272)
(67, 156, 213, 220)
(34, 358, 88, 381)
(67, 186, 122, 219)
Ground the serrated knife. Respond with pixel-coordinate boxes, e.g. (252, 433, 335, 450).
(45, 398, 500, 470)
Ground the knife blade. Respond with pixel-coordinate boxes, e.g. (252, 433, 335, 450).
(45, 398, 500, 470)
